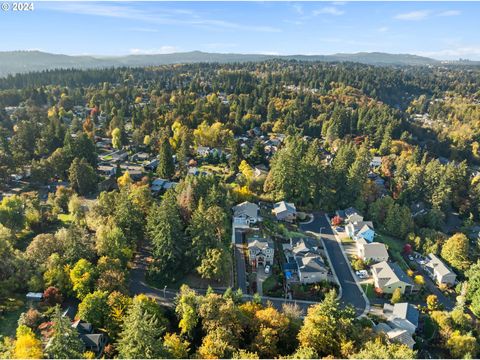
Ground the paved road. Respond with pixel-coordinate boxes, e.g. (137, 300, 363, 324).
(129, 243, 317, 315)
(300, 212, 367, 317)
(234, 229, 248, 293)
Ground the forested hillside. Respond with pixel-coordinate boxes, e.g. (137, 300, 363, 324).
(1, 60, 480, 359)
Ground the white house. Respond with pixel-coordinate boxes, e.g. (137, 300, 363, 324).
(357, 240, 389, 263)
(383, 302, 419, 335)
(247, 235, 274, 269)
(296, 253, 329, 284)
(273, 201, 297, 222)
(344, 207, 364, 223)
(232, 201, 260, 226)
(371, 261, 414, 294)
(425, 253, 457, 286)
(346, 221, 375, 242)
(374, 323, 416, 349)
(196, 146, 211, 157)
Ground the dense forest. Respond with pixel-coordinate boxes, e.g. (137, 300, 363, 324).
(1, 60, 480, 359)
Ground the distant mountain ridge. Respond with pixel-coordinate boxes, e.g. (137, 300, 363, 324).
(0, 50, 476, 77)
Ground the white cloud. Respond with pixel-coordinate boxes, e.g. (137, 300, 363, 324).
(292, 4, 304, 15)
(129, 28, 159, 33)
(378, 26, 389, 33)
(129, 46, 179, 55)
(331, 1, 347, 6)
(395, 9, 461, 21)
(42, 2, 280, 33)
(395, 10, 430, 21)
(438, 10, 461, 17)
(313, 6, 345, 16)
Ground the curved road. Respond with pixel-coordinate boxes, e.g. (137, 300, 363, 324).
(300, 212, 368, 317)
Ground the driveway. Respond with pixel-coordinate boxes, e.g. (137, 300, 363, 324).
(234, 229, 248, 293)
(301, 212, 368, 317)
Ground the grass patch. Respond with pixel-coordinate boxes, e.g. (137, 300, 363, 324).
(361, 283, 376, 300)
(376, 232, 410, 271)
(58, 213, 73, 224)
(0, 298, 26, 338)
(340, 236, 355, 244)
(262, 275, 283, 297)
(423, 316, 436, 340)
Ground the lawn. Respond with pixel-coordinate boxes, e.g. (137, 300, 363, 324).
(361, 283, 376, 300)
(422, 316, 437, 340)
(262, 275, 283, 297)
(376, 232, 410, 270)
(340, 236, 355, 244)
(0, 298, 26, 338)
(58, 213, 73, 224)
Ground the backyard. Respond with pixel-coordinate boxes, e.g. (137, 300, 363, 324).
(375, 232, 410, 270)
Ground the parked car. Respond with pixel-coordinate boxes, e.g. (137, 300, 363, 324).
(408, 255, 414, 261)
(355, 270, 368, 279)
(264, 265, 271, 274)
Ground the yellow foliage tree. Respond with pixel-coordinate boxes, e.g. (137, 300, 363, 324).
(117, 171, 133, 188)
(13, 326, 43, 359)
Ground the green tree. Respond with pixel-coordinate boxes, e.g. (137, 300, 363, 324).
(157, 135, 175, 179)
(46, 307, 85, 359)
(147, 190, 186, 283)
(196, 247, 231, 282)
(352, 336, 416, 359)
(77, 290, 110, 329)
(175, 285, 199, 337)
(117, 295, 167, 359)
(69, 259, 95, 300)
(297, 290, 355, 357)
(441, 233, 470, 271)
(446, 331, 478, 358)
(69, 157, 97, 195)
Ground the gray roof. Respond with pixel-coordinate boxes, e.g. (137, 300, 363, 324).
(426, 253, 455, 277)
(233, 201, 259, 219)
(372, 261, 414, 286)
(345, 207, 360, 217)
(296, 253, 327, 273)
(361, 242, 389, 259)
(391, 303, 419, 327)
(274, 201, 296, 214)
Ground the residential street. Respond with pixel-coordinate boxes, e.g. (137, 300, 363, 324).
(129, 244, 317, 315)
(300, 212, 368, 317)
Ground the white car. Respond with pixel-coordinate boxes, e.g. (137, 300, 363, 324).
(264, 265, 271, 274)
(355, 270, 368, 279)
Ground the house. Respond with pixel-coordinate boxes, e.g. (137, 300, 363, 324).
(273, 201, 297, 222)
(247, 234, 274, 269)
(98, 164, 117, 178)
(357, 240, 389, 263)
(197, 146, 211, 157)
(144, 159, 159, 172)
(371, 261, 414, 294)
(296, 253, 329, 284)
(346, 221, 375, 242)
(425, 253, 457, 286)
(111, 150, 128, 163)
(374, 323, 416, 349)
(410, 201, 428, 217)
(282, 238, 328, 284)
(344, 207, 363, 223)
(253, 165, 269, 178)
(26, 292, 43, 302)
(383, 302, 419, 335)
(151, 178, 178, 193)
(370, 156, 383, 168)
(71, 319, 107, 357)
(232, 201, 260, 225)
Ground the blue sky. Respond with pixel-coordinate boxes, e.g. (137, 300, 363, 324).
(1, 1, 479, 60)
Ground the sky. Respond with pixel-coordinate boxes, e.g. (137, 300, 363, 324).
(1, 1, 479, 60)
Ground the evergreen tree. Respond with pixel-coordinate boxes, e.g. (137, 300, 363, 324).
(157, 136, 175, 179)
(47, 307, 85, 359)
